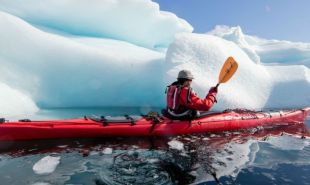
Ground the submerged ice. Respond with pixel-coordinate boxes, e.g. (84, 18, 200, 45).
(0, 0, 309, 117)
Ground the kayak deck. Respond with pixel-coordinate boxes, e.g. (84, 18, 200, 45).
(0, 108, 309, 141)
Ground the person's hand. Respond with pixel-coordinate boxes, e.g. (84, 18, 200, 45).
(209, 86, 218, 93)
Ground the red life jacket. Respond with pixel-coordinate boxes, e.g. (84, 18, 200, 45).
(166, 84, 192, 112)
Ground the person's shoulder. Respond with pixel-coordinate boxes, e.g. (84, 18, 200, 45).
(181, 86, 194, 94)
(186, 87, 197, 95)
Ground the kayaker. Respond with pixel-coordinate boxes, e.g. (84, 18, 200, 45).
(165, 70, 218, 119)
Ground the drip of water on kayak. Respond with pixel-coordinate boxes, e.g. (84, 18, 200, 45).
(0, 108, 309, 185)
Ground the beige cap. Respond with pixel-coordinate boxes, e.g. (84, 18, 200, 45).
(177, 70, 194, 80)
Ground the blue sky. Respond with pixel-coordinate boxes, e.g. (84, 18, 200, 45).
(154, 0, 310, 42)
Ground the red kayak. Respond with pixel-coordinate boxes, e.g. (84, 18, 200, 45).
(0, 108, 309, 141)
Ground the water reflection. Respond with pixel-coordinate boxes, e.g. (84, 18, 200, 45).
(0, 123, 309, 185)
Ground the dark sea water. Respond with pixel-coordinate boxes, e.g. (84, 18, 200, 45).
(0, 107, 309, 185)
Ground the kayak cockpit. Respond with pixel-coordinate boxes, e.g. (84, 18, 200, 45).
(87, 115, 143, 126)
(161, 109, 222, 120)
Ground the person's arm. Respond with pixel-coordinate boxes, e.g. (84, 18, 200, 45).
(183, 87, 218, 111)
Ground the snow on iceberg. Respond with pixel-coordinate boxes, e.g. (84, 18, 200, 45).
(0, 0, 193, 49)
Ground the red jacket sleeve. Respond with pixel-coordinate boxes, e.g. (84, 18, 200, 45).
(179, 88, 217, 111)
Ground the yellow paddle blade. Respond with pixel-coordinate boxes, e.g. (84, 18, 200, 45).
(218, 56, 238, 84)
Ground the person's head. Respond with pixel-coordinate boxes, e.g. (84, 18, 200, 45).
(177, 70, 194, 87)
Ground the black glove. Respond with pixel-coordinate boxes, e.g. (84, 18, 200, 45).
(208, 86, 218, 93)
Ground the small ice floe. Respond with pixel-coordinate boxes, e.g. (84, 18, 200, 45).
(33, 155, 61, 175)
(168, 140, 184, 150)
(31, 182, 51, 185)
(132, 145, 139, 149)
(90, 151, 99, 156)
(102, 148, 113, 155)
(57, 145, 68, 148)
(147, 158, 159, 163)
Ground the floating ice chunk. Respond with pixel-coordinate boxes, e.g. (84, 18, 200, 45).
(33, 156, 61, 175)
(31, 183, 51, 185)
(57, 145, 68, 149)
(147, 158, 159, 163)
(102, 148, 113, 155)
(168, 140, 184, 150)
(90, 151, 99, 156)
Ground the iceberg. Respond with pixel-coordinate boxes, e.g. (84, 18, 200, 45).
(0, 10, 165, 111)
(0, 0, 193, 49)
(0, 0, 309, 117)
(165, 33, 273, 110)
(209, 25, 310, 67)
(208, 26, 261, 64)
(207, 26, 310, 108)
(0, 81, 38, 117)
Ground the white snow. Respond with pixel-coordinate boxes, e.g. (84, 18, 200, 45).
(33, 156, 61, 175)
(0, 1, 309, 117)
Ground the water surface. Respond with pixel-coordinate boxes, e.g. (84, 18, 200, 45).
(0, 108, 309, 185)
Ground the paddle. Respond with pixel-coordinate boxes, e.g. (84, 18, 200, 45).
(215, 56, 238, 88)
